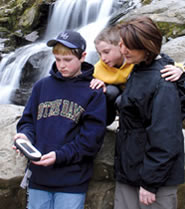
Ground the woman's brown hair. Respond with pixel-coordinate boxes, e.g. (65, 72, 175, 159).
(119, 16, 162, 64)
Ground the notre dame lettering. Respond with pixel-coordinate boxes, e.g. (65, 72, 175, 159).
(37, 99, 84, 123)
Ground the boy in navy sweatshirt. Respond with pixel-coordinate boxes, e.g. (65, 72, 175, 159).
(13, 30, 107, 209)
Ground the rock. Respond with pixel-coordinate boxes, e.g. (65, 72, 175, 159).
(177, 184, 185, 209)
(0, 104, 26, 179)
(85, 181, 115, 209)
(24, 31, 39, 42)
(118, 0, 185, 40)
(0, 0, 52, 52)
(85, 129, 116, 209)
(10, 50, 52, 105)
(0, 104, 27, 209)
(162, 36, 185, 63)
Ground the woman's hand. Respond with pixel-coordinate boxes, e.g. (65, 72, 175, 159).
(32, 151, 56, 167)
(160, 65, 183, 82)
(90, 78, 106, 92)
(139, 186, 156, 205)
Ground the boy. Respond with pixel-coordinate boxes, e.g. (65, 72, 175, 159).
(13, 30, 107, 209)
(90, 25, 184, 125)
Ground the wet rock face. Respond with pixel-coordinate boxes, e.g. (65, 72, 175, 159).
(10, 50, 52, 105)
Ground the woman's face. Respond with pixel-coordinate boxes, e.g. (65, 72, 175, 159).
(120, 41, 146, 64)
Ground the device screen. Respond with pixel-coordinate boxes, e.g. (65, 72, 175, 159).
(21, 143, 36, 153)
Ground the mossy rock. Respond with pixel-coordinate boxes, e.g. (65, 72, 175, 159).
(156, 22, 185, 39)
(0, 0, 12, 6)
(141, 0, 153, 5)
(0, 26, 10, 33)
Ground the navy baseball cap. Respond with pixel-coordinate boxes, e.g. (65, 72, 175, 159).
(47, 30, 86, 52)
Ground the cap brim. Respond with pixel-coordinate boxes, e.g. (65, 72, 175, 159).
(47, 39, 78, 48)
(47, 39, 58, 47)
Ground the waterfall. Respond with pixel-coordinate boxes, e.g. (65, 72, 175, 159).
(0, 0, 139, 104)
(0, 43, 50, 104)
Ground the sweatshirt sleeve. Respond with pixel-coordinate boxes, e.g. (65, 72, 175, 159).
(55, 90, 107, 165)
(140, 81, 183, 193)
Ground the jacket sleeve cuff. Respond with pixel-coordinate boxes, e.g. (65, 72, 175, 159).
(140, 183, 159, 194)
(55, 150, 66, 165)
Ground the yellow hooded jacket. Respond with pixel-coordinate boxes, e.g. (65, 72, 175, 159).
(93, 59, 134, 85)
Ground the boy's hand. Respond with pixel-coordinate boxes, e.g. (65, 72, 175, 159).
(12, 133, 30, 153)
(32, 151, 56, 167)
(161, 65, 183, 82)
(139, 186, 156, 205)
(90, 78, 106, 92)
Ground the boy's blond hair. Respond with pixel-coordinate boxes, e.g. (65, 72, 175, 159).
(94, 25, 121, 46)
(53, 43, 83, 59)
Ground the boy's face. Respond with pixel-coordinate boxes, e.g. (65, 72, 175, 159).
(95, 41, 124, 68)
(54, 52, 86, 78)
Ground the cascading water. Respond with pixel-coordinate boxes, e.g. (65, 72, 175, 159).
(0, 0, 140, 104)
(0, 0, 115, 104)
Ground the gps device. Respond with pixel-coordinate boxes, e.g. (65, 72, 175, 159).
(14, 138, 42, 161)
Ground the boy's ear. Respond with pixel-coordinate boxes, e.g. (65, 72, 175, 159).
(119, 41, 124, 53)
(119, 41, 123, 48)
(80, 52, 86, 62)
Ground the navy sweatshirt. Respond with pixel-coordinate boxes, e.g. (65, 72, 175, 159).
(17, 61, 107, 193)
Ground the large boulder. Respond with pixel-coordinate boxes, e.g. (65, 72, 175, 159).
(162, 36, 185, 63)
(0, 104, 27, 209)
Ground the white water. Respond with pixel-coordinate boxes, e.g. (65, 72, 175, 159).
(0, 0, 116, 104)
(0, 0, 140, 104)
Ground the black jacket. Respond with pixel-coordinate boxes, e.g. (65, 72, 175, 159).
(115, 54, 184, 193)
(176, 71, 185, 120)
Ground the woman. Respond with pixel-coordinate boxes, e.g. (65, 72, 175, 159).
(114, 16, 184, 209)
